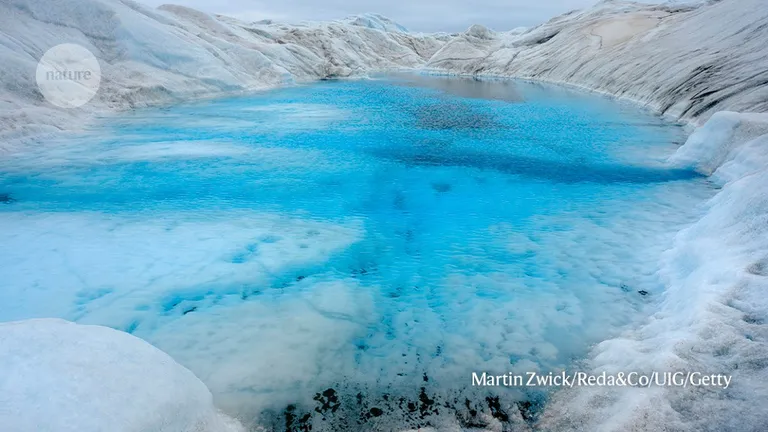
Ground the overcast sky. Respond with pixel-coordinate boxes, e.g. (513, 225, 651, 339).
(139, 0, 657, 33)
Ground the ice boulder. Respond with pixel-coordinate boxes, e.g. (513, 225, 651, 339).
(0, 319, 243, 432)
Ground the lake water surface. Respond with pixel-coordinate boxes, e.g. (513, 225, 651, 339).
(0, 75, 715, 430)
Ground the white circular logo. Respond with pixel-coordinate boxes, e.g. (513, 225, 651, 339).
(36, 43, 101, 108)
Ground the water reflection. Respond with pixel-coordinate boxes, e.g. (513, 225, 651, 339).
(388, 73, 524, 102)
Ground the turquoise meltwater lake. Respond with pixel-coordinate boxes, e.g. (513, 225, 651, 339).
(0, 75, 715, 430)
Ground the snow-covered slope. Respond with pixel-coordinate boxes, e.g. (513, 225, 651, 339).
(428, 0, 768, 124)
(0, 319, 244, 432)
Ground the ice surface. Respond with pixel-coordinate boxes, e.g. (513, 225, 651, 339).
(0, 318, 243, 432)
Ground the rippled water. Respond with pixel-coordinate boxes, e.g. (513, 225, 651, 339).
(0, 75, 715, 430)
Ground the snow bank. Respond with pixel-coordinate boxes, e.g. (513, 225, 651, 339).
(0, 319, 243, 432)
(427, 0, 768, 123)
(540, 112, 768, 431)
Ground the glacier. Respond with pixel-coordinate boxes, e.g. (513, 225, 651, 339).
(1, 0, 768, 431)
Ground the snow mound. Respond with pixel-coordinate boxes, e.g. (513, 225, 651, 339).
(0, 319, 243, 432)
